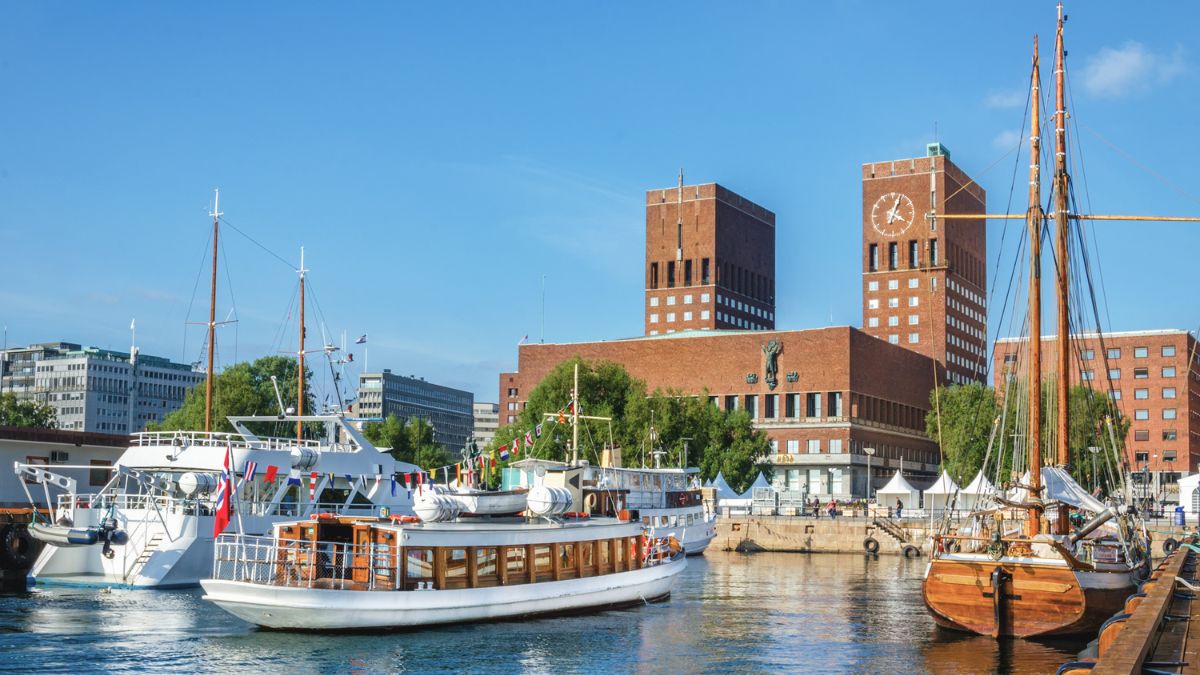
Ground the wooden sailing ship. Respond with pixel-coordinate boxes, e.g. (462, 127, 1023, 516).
(921, 4, 1198, 639)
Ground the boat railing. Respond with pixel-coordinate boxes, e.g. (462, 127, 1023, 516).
(132, 430, 324, 451)
(212, 533, 399, 591)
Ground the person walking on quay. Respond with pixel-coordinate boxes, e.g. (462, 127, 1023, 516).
(828, 499, 837, 520)
(895, 498, 903, 519)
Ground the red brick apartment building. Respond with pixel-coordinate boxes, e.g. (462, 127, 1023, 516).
(995, 330, 1200, 498)
(498, 144, 990, 500)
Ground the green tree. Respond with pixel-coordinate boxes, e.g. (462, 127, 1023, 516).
(363, 414, 457, 471)
(490, 358, 772, 493)
(925, 382, 999, 485)
(150, 356, 314, 433)
(1066, 385, 1128, 492)
(362, 414, 414, 463)
(0, 393, 57, 429)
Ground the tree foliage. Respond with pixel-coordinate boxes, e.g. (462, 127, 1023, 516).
(927, 381, 1128, 492)
(150, 356, 314, 434)
(0, 393, 57, 429)
(489, 357, 773, 493)
(362, 414, 456, 471)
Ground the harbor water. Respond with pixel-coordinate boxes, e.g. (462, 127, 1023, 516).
(1, 551, 1085, 674)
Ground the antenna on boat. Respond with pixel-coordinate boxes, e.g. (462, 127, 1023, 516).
(297, 246, 307, 444)
(205, 188, 222, 433)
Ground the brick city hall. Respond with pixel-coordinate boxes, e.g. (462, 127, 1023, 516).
(499, 144, 1198, 500)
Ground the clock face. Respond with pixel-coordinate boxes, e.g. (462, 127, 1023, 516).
(870, 192, 916, 236)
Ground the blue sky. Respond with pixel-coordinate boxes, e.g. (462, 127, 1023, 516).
(2, 2, 1197, 404)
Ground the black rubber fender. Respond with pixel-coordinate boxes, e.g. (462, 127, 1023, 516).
(0, 524, 37, 570)
(902, 544, 921, 558)
(863, 537, 880, 554)
(1163, 537, 1180, 555)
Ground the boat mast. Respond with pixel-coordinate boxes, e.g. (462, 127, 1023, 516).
(1053, 2, 1072, 470)
(1026, 37, 1045, 537)
(572, 362, 579, 466)
(297, 246, 307, 444)
(205, 189, 222, 433)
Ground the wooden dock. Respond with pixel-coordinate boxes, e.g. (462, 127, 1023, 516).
(1059, 536, 1198, 674)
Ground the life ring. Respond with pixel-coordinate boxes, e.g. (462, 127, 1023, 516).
(1, 525, 37, 569)
(863, 537, 880, 554)
(310, 512, 338, 520)
(1162, 537, 1180, 555)
(902, 544, 921, 559)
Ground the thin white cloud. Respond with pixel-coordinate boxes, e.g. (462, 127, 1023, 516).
(984, 89, 1025, 109)
(1080, 42, 1187, 98)
(992, 129, 1022, 151)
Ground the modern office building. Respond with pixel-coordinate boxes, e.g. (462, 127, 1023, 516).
(0, 342, 204, 434)
(473, 402, 500, 449)
(994, 329, 1200, 500)
(499, 146, 987, 499)
(356, 370, 475, 453)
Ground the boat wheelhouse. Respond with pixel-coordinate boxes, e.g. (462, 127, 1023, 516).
(201, 513, 686, 630)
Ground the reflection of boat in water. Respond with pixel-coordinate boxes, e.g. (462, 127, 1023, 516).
(14, 414, 421, 588)
(922, 3, 1166, 638)
(200, 511, 686, 630)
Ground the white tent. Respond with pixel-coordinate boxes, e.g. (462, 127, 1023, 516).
(711, 472, 740, 501)
(737, 472, 772, 500)
(922, 470, 961, 513)
(1180, 474, 1200, 519)
(877, 470, 920, 511)
(959, 470, 997, 511)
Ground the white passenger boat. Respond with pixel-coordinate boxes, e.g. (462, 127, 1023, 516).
(201, 512, 686, 630)
(12, 414, 422, 588)
(504, 460, 717, 555)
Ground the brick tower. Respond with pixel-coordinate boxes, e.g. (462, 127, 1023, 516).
(644, 177, 776, 336)
(861, 144, 987, 383)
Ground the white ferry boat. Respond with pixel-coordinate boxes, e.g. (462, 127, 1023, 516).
(503, 459, 717, 555)
(12, 414, 421, 588)
(201, 511, 685, 630)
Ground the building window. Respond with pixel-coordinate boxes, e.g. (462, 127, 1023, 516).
(868, 317, 879, 328)
(887, 279, 899, 290)
(908, 240, 918, 269)
(787, 439, 800, 454)
(828, 392, 843, 417)
(908, 278, 918, 288)
(930, 238, 939, 265)
(89, 460, 113, 487)
(1164, 451, 1177, 462)
(700, 310, 710, 320)
(700, 293, 710, 303)
(889, 335, 899, 344)
(725, 395, 738, 411)
(868, 281, 878, 292)
(1134, 409, 1149, 420)
(683, 294, 693, 305)
(786, 394, 799, 417)
(702, 258, 710, 285)
(868, 299, 879, 310)
(1162, 345, 1176, 357)
(1163, 429, 1178, 441)
(888, 242, 898, 270)
(869, 244, 878, 272)
(807, 439, 821, 454)
(829, 439, 843, 454)
(1134, 388, 1148, 399)
(1110, 390, 1122, 400)
(666, 313, 676, 322)
(684, 259, 692, 286)
(908, 315, 919, 325)
(649, 297, 659, 307)
(683, 311, 692, 321)
(744, 395, 758, 419)
(888, 316, 899, 327)
(1163, 366, 1176, 377)
(888, 298, 899, 308)
(765, 394, 779, 419)
(1134, 430, 1150, 441)
(908, 333, 920, 344)
(1133, 368, 1148, 379)
(1081, 349, 1094, 360)
(1135, 452, 1149, 463)
(650, 263, 658, 289)
(1107, 348, 1121, 359)
(805, 393, 821, 418)
(908, 296, 919, 307)
(649, 314, 659, 324)
(1108, 369, 1120, 380)
(1081, 370, 1095, 381)
(1163, 408, 1177, 420)
(667, 295, 676, 305)
(1163, 387, 1176, 399)
(1134, 346, 1148, 358)
(667, 261, 675, 288)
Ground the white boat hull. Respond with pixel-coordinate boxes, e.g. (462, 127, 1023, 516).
(202, 555, 686, 630)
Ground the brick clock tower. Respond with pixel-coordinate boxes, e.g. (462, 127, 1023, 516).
(861, 144, 987, 384)
(644, 179, 775, 336)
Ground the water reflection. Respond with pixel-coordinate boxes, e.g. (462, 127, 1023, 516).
(1, 551, 1083, 673)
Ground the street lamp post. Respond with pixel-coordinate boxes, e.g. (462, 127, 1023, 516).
(864, 447, 876, 503)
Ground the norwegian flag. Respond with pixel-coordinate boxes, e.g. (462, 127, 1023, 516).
(213, 445, 233, 537)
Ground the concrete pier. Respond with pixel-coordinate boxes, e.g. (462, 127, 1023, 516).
(717, 514, 937, 556)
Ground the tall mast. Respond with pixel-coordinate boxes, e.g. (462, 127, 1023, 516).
(571, 362, 579, 466)
(205, 189, 222, 433)
(1053, 2, 1071, 468)
(1026, 37, 1045, 537)
(297, 246, 306, 443)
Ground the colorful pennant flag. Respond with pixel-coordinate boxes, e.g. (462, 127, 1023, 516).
(535, 423, 543, 438)
(286, 469, 301, 486)
(243, 460, 258, 482)
(525, 430, 534, 447)
(499, 447, 510, 461)
(263, 464, 278, 483)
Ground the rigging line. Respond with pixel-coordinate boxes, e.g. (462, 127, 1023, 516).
(1064, 72, 1115, 333)
(219, 231, 238, 367)
(1076, 120, 1200, 208)
(270, 281, 301, 358)
(217, 215, 298, 271)
(182, 223, 214, 364)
